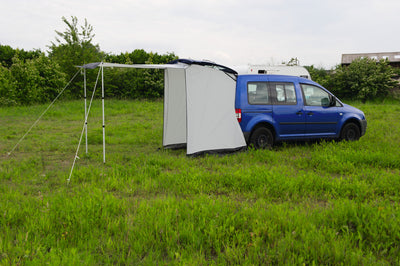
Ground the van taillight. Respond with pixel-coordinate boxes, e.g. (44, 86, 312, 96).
(235, 109, 242, 122)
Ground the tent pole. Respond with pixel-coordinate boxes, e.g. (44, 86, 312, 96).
(84, 68, 88, 154)
(101, 65, 106, 163)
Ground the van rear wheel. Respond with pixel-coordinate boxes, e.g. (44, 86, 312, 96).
(250, 127, 274, 149)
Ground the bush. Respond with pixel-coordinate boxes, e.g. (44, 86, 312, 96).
(331, 58, 398, 102)
(304, 65, 334, 89)
(102, 51, 178, 99)
(9, 54, 67, 105)
(0, 44, 42, 68)
(0, 64, 17, 106)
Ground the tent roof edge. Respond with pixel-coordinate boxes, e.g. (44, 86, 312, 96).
(78, 62, 187, 69)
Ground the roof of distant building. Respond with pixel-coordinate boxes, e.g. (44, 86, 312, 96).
(342, 52, 400, 65)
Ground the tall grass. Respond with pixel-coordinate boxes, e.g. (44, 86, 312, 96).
(1, 99, 400, 264)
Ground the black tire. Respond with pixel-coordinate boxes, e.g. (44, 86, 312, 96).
(340, 122, 361, 141)
(249, 127, 274, 149)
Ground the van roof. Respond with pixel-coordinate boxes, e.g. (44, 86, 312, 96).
(237, 74, 316, 84)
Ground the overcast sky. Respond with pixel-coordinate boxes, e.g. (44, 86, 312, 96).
(1, 0, 399, 68)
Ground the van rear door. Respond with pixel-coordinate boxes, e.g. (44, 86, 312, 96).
(269, 80, 305, 138)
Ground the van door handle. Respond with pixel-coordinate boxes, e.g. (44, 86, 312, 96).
(296, 111, 302, 115)
(307, 112, 314, 115)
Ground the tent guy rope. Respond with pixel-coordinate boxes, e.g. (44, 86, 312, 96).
(7, 70, 80, 157)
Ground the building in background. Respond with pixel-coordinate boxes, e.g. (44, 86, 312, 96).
(342, 52, 400, 68)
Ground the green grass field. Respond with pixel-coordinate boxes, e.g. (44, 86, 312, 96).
(1, 99, 400, 265)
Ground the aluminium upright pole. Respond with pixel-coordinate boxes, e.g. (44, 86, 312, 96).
(84, 68, 88, 154)
(101, 65, 106, 163)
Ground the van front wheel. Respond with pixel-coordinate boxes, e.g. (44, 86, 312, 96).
(340, 122, 360, 141)
(250, 127, 274, 149)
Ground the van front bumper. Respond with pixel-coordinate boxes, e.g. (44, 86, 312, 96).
(361, 119, 367, 136)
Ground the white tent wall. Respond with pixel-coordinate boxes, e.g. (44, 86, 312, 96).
(185, 65, 246, 155)
(163, 68, 187, 147)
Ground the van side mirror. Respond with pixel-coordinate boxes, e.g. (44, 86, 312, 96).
(329, 96, 336, 107)
(321, 97, 330, 107)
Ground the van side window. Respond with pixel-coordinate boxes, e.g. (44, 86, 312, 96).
(269, 82, 297, 105)
(300, 84, 330, 106)
(247, 82, 270, 104)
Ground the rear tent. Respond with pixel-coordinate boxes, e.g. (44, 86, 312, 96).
(82, 60, 246, 156)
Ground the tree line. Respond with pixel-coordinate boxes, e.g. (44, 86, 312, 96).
(0, 16, 399, 106)
(0, 16, 177, 106)
(0, 44, 179, 106)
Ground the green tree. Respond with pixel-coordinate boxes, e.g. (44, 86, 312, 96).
(0, 45, 16, 68)
(103, 50, 178, 99)
(48, 16, 103, 97)
(332, 58, 397, 102)
(142, 53, 164, 98)
(0, 64, 17, 106)
(10, 53, 67, 105)
(304, 65, 334, 89)
(285, 57, 300, 66)
(0, 44, 41, 68)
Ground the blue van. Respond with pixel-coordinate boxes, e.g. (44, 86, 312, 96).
(234, 75, 367, 148)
